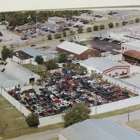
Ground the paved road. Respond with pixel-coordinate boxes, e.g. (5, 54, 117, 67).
(8, 128, 63, 140)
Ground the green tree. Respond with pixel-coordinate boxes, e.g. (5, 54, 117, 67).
(35, 55, 44, 64)
(108, 11, 113, 15)
(116, 22, 119, 27)
(99, 25, 105, 30)
(108, 22, 113, 28)
(62, 103, 91, 128)
(58, 52, 67, 63)
(45, 59, 58, 70)
(62, 31, 66, 37)
(1, 46, 13, 61)
(122, 21, 126, 26)
(0, 39, 2, 42)
(135, 18, 139, 23)
(54, 33, 61, 39)
(86, 27, 92, 32)
(47, 34, 52, 40)
(77, 27, 83, 34)
(26, 113, 39, 127)
(93, 25, 98, 31)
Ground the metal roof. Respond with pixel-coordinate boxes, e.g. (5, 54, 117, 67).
(57, 41, 88, 55)
(22, 48, 46, 58)
(123, 50, 140, 59)
(122, 41, 140, 48)
(60, 119, 140, 140)
(81, 57, 128, 72)
(5, 62, 40, 85)
(0, 71, 18, 88)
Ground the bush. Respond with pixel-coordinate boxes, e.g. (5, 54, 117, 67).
(47, 34, 52, 40)
(77, 27, 83, 33)
(93, 25, 98, 31)
(108, 22, 113, 28)
(26, 113, 39, 127)
(86, 27, 92, 32)
(135, 18, 139, 23)
(54, 33, 61, 39)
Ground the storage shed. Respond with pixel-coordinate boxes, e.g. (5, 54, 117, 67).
(5, 62, 40, 85)
(0, 71, 18, 89)
(80, 57, 130, 77)
(59, 119, 140, 140)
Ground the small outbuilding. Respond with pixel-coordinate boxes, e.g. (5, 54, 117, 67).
(80, 57, 130, 77)
(56, 41, 99, 60)
(59, 119, 140, 140)
(5, 62, 40, 85)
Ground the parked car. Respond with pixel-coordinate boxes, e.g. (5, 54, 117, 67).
(59, 39, 65, 42)
(31, 44, 36, 47)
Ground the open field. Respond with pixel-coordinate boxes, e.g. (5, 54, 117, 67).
(22, 64, 46, 75)
(126, 119, 140, 131)
(125, 14, 140, 19)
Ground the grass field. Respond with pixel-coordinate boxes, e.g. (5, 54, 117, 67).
(126, 119, 140, 131)
(125, 14, 140, 19)
(22, 64, 46, 74)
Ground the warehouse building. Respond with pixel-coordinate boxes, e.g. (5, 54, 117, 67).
(5, 62, 40, 85)
(56, 41, 99, 60)
(0, 71, 18, 89)
(121, 41, 140, 52)
(80, 57, 130, 77)
(59, 119, 140, 140)
(13, 48, 47, 64)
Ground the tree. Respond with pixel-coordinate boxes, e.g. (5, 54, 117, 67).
(1, 46, 13, 61)
(62, 103, 91, 128)
(135, 18, 139, 23)
(35, 55, 44, 64)
(108, 22, 113, 28)
(108, 11, 113, 15)
(93, 25, 98, 31)
(116, 22, 119, 27)
(58, 52, 67, 63)
(47, 34, 52, 40)
(86, 27, 92, 32)
(99, 25, 105, 30)
(45, 59, 58, 70)
(26, 113, 39, 127)
(122, 21, 126, 26)
(62, 31, 66, 37)
(77, 27, 83, 34)
(54, 33, 61, 39)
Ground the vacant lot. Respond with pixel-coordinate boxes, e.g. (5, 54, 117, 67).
(23, 64, 46, 74)
(126, 119, 140, 130)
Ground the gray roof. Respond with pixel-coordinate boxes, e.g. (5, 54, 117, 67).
(122, 41, 140, 48)
(5, 62, 40, 85)
(0, 71, 18, 88)
(22, 48, 46, 58)
(57, 41, 88, 55)
(81, 57, 128, 71)
(60, 119, 140, 140)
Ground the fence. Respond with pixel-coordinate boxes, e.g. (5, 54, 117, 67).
(102, 74, 140, 95)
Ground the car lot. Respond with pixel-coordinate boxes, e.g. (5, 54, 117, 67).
(7, 63, 132, 118)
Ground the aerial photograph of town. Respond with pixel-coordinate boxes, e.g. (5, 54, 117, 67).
(1, 2, 140, 140)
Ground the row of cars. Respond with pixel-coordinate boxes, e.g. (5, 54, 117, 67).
(93, 37, 124, 45)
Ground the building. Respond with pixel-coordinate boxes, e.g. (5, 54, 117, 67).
(48, 17, 65, 24)
(56, 41, 99, 60)
(13, 48, 47, 64)
(123, 50, 140, 66)
(80, 57, 130, 77)
(15, 24, 36, 32)
(59, 119, 140, 140)
(121, 41, 140, 52)
(0, 71, 18, 89)
(4, 62, 40, 85)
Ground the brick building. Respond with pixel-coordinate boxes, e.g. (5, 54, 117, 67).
(56, 41, 99, 60)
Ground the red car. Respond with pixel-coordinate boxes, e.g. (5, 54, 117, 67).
(59, 39, 65, 42)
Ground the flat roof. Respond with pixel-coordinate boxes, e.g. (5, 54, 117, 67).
(81, 57, 128, 71)
(60, 119, 140, 140)
(122, 41, 140, 48)
(123, 50, 140, 59)
(57, 41, 88, 55)
(22, 48, 46, 58)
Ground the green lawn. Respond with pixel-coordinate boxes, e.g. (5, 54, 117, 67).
(126, 119, 140, 130)
(22, 64, 46, 74)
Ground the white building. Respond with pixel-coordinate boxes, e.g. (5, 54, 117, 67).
(59, 119, 140, 140)
(48, 17, 65, 24)
(80, 57, 130, 77)
(121, 41, 140, 52)
(5, 62, 40, 85)
(13, 48, 47, 64)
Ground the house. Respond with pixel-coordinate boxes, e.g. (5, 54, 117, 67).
(13, 48, 47, 64)
(4, 62, 40, 85)
(80, 57, 130, 77)
(48, 17, 65, 24)
(59, 119, 140, 140)
(56, 41, 99, 60)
